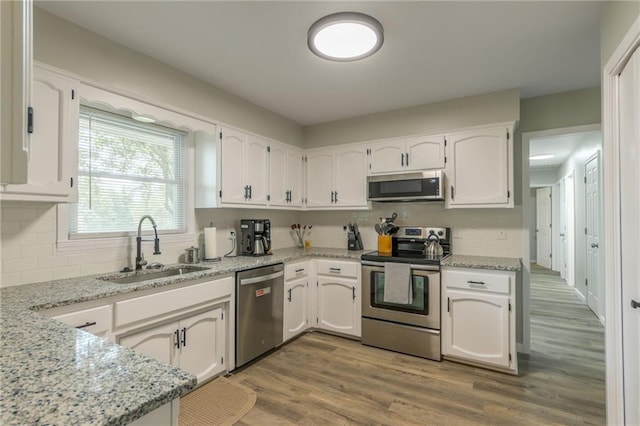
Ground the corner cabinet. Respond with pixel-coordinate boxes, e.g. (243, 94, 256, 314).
(219, 127, 268, 206)
(1, 65, 79, 202)
(368, 134, 446, 175)
(306, 144, 368, 209)
(269, 142, 304, 208)
(445, 124, 514, 208)
(441, 267, 517, 374)
(315, 259, 361, 337)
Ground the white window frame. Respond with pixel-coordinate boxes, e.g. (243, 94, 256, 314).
(57, 83, 216, 253)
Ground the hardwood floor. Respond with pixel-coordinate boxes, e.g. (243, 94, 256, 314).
(228, 266, 605, 425)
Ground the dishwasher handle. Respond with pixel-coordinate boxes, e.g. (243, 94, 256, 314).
(240, 270, 284, 286)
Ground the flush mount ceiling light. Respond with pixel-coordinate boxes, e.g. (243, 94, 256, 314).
(529, 154, 556, 160)
(308, 12, 384, 62)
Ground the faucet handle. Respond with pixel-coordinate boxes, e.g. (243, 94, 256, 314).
(153, 237, 161, 255)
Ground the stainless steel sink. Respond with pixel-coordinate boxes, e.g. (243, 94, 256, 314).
(102, 266, 210, 284)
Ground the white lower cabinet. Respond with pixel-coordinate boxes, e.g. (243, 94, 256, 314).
(315, 260, 361, 337)
(49, 303, 112, 341)
(284, 276, 310, 341)
(118, 306, 226, 383)
(441, 267, 517, 373)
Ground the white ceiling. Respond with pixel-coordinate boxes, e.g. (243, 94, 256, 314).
(529, 130, 601, 171)
(36, 1, 603, 126)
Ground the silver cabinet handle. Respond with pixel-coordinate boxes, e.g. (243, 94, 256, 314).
(334, 191, 338, 203)
(451, 186, 455, 201)
(405, 152, 409, 166)
(591, 243, 599, 248)
(330, 191, 334, 203)
(329, 267, 341, 273)
(401, 153, 404, 167)
(467, 280, 486, 286)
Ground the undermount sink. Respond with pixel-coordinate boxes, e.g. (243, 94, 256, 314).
(102, 266, 210, 284)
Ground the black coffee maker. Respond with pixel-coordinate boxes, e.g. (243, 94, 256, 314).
(240, 219, 272, 256)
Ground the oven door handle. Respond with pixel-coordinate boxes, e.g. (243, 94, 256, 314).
(361, 260, 440, 271)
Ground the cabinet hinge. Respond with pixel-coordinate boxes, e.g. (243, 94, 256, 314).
(221, 312, 224, 320)
(509, 353, 512, 361)
(71, 89, 75, 100)
(219, 190, 222, 198)
(267, 195, 271, 201)
(219, 131, 223, 139)
(267, 145, 271, 153)
(507, 190, 510, 198)
(70, 177, 74, 188)
(507, 130, 510, 141)
(585, 278, 588, 286)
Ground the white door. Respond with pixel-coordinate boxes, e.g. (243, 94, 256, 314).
(284, 278, 309, 341)
(334, 145, 367, 207)
(317, 276, 359, 337)
(245, 135, 268, 205)
(448, 127, 510, 205)
(305, 150, 334, 207)
(536, 187, 552, 269)
(268, 143, 288, 206)
(179, 307, 225, 384)
(618, 45, 640, 426)
(585, 153, 601, 317)
(559, 179, 568, 279)
(286, 147, 304, 207)
(444, 289, 510, 368)
(219, 128, 247, 204)
(404, 134, 446, 171)
(368, 140, 404, 174)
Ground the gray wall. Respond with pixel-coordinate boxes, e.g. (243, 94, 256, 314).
(520, 88, 601, 133)
(33, 8, 304, 147)
(601, 2, 640, 67)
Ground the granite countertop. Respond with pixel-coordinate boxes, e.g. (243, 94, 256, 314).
(441, 254, 522, 271)
(0, 247, 363, 426)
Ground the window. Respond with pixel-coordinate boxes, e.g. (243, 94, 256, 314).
(70, 106, 186, 239)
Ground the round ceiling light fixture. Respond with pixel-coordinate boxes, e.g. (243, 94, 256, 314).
(529, 154, 556, 160)
(307, 12, 384, 62)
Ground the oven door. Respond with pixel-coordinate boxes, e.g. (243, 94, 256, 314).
(362, 261, 440, 329)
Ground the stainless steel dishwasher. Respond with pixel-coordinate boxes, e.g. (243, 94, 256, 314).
(236, 263, 284, 367)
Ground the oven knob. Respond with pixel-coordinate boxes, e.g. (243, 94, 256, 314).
(437, 230, 444, 236)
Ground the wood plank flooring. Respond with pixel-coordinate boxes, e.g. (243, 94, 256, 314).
(228, 265, 605, 425)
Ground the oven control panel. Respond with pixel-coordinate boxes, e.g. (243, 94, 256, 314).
(396, 227, 449, 241)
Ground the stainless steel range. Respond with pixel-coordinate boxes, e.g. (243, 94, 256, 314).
(360, 226, 450, 361)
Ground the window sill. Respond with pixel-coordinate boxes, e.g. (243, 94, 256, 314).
(56, 233, 197, 254)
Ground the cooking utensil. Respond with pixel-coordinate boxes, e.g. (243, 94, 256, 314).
(387, 226, 400, 235)
(185, 246, 200, 264)
(375, 223, 383, 235)
(424, 234, 444, 257)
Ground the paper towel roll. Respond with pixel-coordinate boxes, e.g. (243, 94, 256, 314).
(204, 227, 217, 259)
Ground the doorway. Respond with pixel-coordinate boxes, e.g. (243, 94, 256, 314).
(585, 152, 602, 319)
(535, 187, 552, 269)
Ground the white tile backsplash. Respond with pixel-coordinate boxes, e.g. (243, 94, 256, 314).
(1, 201, 523, 287)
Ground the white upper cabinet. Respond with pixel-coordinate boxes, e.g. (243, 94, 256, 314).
(269, 142, 304, 208)
(1, 65, 79, 202)
(306, 144, 368, 209)
(219, 127, 268, 206)
(368, 134, 446, 175)
(0, 0, 32, 185)
(445, 124, 514, 208)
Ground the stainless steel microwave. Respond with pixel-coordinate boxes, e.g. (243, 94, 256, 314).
(367, 171, 444, 202)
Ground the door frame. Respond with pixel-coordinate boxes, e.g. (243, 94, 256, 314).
(521, 123, 601, 355)
(535, 186, 552, 269)
(603, 14, 640, 426)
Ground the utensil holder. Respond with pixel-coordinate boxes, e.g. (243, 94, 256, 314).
(378, 235, 392, 253)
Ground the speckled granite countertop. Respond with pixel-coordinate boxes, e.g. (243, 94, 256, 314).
(441, 254, 522, 271)
(0, 247, 363, 426)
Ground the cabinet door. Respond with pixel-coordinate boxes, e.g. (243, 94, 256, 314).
(317, 276, 359, 337)
(405, 134, 445, 171)
(368, 140, 404, 174)
(1, 66, 79, 201)
(334, 145, 368, 207)
(443, 289, 510, 368)
(306, 149, 334, 207)
(284, 277, 309, 341)
(245, 135, 268, 205)
(119, 322, 178, 366)
(219, 127, 247, 204)
(286, 147, 304, 207)
(268, 142, 288, 206)
(447, 127, 510, 206)
(178, 307, 225, 383)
